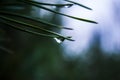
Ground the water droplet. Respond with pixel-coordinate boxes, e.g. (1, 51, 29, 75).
(64, 4, 73, 8)
(52, 6, 57, 9)
(54, 37, 65, 43)
(53, 4, 73, 8)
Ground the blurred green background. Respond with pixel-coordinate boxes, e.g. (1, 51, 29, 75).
(0, 0, 120, 80)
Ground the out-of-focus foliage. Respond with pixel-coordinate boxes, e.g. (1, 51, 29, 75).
(2, 0, 120, 80)
(1, 30, 120, 80)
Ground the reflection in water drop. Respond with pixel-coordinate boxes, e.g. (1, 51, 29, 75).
(51, 4, 73, 9)
(55, 4, 73, 8)
(54, 37, 65, 43)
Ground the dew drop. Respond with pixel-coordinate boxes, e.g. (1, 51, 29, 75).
(53, 4, 73, 8)
(52, 6, 57, 9)
(54, 37, 65, 43)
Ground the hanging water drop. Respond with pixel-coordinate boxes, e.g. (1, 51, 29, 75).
(53, 4, 73, 8)
(54, 37, 65, 43)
